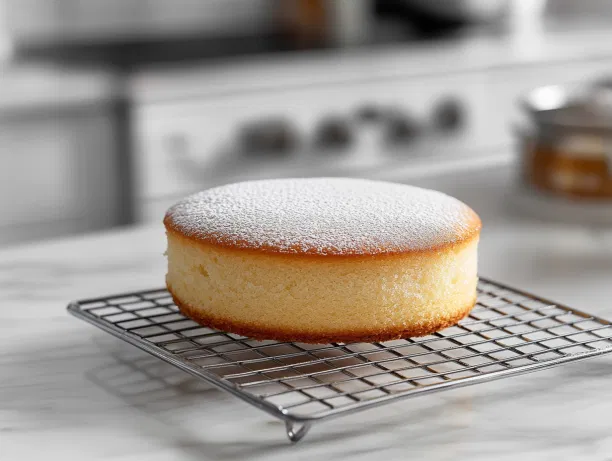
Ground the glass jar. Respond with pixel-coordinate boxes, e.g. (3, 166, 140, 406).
(519, 83, 612, 201)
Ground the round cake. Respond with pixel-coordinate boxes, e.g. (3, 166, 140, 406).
(164, 178, 481, 343)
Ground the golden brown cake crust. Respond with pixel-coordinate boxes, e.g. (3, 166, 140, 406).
(167, 284, 476, 344)
(165, 225, 481, 262)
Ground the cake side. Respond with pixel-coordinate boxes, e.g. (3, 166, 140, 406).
(165, 229, 479, 343)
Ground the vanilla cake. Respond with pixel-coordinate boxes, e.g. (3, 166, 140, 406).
(164, 178, 481, 343)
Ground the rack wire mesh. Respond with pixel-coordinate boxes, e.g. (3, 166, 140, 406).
(68, 277, 612, 443)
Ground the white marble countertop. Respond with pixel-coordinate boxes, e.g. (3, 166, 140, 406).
(3, 162, 612, 460)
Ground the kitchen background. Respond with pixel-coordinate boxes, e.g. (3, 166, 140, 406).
(2, 0, 612, 248)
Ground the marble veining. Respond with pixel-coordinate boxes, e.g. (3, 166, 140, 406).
(3, 166, 612, 460)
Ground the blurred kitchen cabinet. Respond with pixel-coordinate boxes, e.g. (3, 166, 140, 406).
(0, 65, 125, 246)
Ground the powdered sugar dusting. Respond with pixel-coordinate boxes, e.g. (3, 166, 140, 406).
(165, 178, 479, 256)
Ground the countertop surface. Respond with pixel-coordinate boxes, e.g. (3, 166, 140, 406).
(3, 162, 612, 460)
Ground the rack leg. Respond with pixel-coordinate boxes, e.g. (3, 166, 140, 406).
(285, 421, 311, 443)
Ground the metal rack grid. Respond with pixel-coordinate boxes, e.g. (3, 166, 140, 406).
(68, 277, 612, 443)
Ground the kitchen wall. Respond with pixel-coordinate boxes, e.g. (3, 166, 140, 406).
(0, 0, 276, 46)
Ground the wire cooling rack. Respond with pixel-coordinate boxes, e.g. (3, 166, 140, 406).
(68, 277, 612, 443)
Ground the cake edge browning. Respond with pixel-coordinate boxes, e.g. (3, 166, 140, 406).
(164, 217, 482, 260)
(167, 285, 477, 344)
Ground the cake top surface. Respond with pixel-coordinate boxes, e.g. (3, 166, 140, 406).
(164, 178, 481, 256)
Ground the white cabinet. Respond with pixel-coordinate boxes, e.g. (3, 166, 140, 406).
(0, 109, 121, 245)
(0, 117, 79, 226)
(0, 66, 122, 246)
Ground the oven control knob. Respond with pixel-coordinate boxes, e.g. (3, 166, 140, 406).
(315, 116, 353, 149)
(240, 118, 298, 154)
(385, 111, 421, 144)
(432, 97, 464, 132)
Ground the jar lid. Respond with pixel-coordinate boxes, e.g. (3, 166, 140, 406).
(522, 81, 612, 132)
